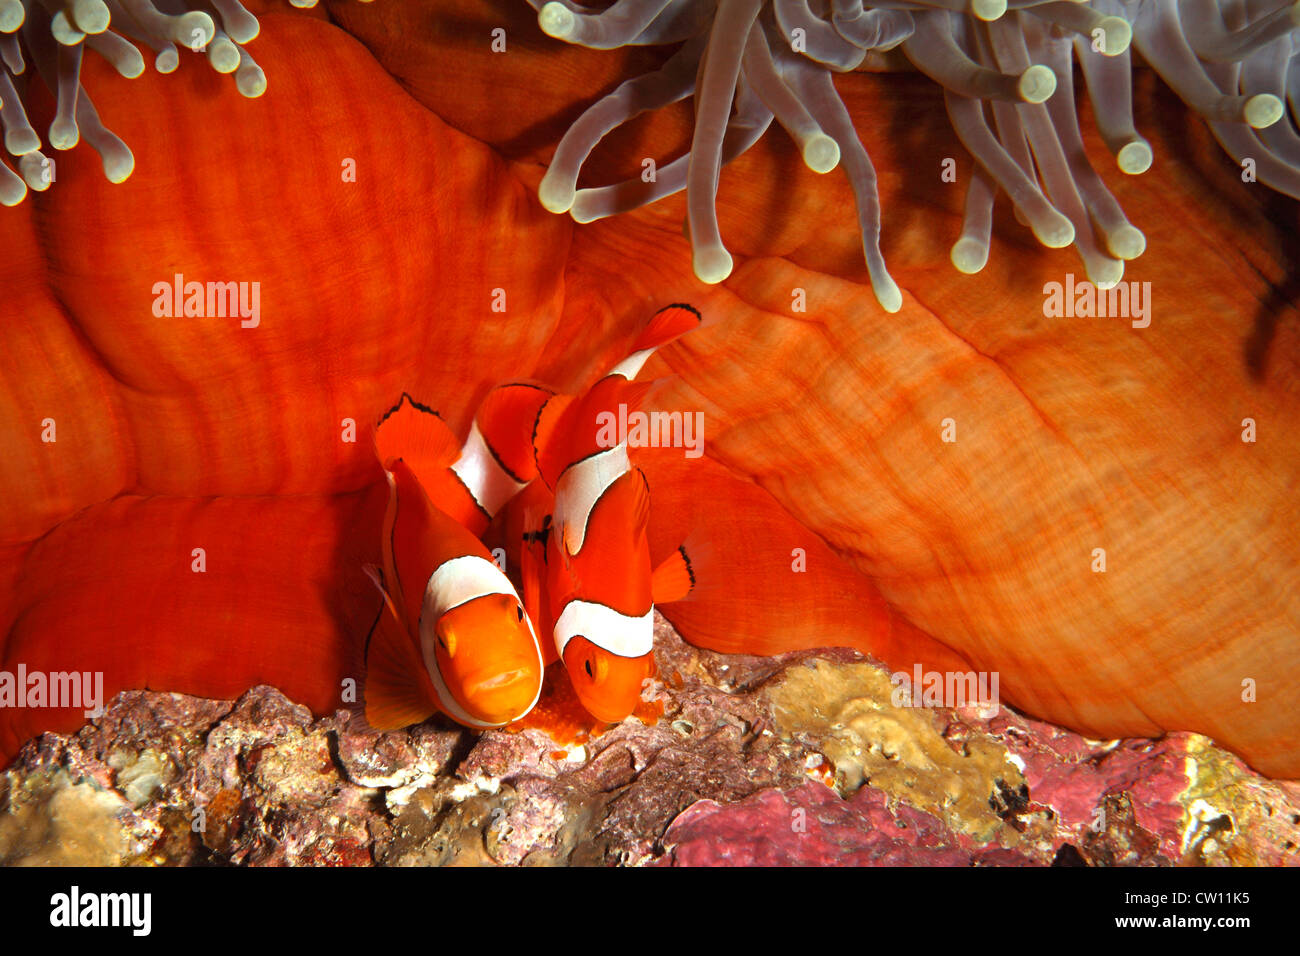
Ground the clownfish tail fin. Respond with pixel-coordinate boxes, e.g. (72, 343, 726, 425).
(375, 393, 461, 477)
(475, 382, 556, 485)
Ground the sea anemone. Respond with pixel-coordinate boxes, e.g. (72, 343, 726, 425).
(530, 0, 1300, 310)
(0, 0, 376, 206)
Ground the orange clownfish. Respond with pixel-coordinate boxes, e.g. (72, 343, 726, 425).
(526, 305, 702, 723)
(363, 396, 547, 730)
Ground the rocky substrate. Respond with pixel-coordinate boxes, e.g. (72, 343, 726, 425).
(2, 615, 1297, 866)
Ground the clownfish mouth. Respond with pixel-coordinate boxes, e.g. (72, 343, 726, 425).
(458, 666, 541, 724)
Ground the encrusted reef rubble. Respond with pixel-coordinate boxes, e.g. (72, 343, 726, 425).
(2, 616, 1297, 867)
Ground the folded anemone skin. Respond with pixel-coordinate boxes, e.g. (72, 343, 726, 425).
(0, 0, 1296, 779)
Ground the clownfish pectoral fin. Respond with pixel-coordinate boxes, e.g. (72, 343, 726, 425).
(375, 393, 461, 481)
(651, 546, 696, 605)
(363, 587, 439, 732)
(651, 529, 719, 606)
(475, 382, 556, 486)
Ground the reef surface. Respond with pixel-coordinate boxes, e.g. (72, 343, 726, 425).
(3, 614, 1295, 867)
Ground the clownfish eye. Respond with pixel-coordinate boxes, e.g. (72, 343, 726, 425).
(516, 605, 524, 622)
(584, 659, 594, 679)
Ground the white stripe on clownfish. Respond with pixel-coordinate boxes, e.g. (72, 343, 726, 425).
(554, 600, 654, 659)
(450, 421, 528, 519)
(418, 555, 543, 728)
(553, 441, 630, 556)
(607, 347, 655, 381)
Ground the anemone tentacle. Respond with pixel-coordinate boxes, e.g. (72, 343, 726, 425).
(532, 0, 1300, 307)
(0, 0, 376, 204)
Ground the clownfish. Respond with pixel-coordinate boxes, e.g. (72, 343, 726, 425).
(524, 304, 703, 723)
(362, 395, 546, 730)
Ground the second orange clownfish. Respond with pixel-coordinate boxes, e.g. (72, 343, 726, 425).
(362, 391, 546, 731)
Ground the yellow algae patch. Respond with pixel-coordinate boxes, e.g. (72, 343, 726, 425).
(0, 768, 130, 866)
(765, 659, 1024, 843)
(1180, 734, 1300, 866)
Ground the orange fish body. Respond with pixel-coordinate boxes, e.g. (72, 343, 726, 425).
(365, 396, 547, 730)
(527, 305, 702, 722)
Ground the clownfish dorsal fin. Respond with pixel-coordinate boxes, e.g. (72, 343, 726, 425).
(447, 382, 556, 526)
(539, 377, 656, 494)
(362, 571, 440, 732)
(375, 393, 461, 485)
(533, 392, 575, 491)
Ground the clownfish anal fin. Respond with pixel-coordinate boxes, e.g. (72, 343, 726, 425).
(363, 591, 437, 732)
(375, 393, 461, 480)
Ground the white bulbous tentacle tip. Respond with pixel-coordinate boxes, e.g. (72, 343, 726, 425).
(693, 246, 734, 285)
(1117, 139, 1152, 175)
(1107, 224, 1146, 261)
(71, 0, 110, 36)
(1097, 16, 1131, 56)
(0, 0, 25, 34)
(539, 2, 577, 41)
(208, 34, 240, 74)
(48, 120, 80, 151)
(0, 170, 26, 206)
(6, 128, 41, 157)
(874, 275, 903, 313)
(1089, 257, 1124, 290)
(569, 193, 602, 224)
(173, 11, 215, 48)
(802, 133, 840, 173)
(51, 11, 86, 46)
(1033, 211, 1075, 249)
(1017, 65, 1056, 104)
(100, 144, 134, 184)
(971, 0, 1007, 23)
(235, 52, 267, 98)
(19, 152, 52, 191)
(538, 171, 576, 214)
(156, 47, 180, 74)
(1244, 94, 1283, 129)
(951, 237, 989, 275)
